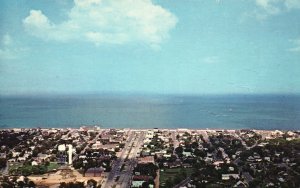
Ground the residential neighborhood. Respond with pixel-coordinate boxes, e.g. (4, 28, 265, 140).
(0, 127, 299, 187)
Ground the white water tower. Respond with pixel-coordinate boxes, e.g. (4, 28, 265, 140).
(68, 144, 73, 165)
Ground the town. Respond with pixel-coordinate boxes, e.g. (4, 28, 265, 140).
(0, 127, 299, 188)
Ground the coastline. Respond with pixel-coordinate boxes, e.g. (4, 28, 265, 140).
(1, 126, 299, 131)
(1, 127, 299, 132)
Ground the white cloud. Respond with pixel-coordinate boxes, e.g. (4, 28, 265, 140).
(254, 0, 300, 19)
(0, 34, 27, 60)
(255, 0, 281, 15)
(23, 0, 177, 47)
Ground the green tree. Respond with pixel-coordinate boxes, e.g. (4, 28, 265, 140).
(175, 146, 183, 155)
(142, 181, 149, 188)
(28, 181, 36, 188)
(87, 179, 97, 188)
(165, 178, 173, 188)
(0, 158, 7, 168)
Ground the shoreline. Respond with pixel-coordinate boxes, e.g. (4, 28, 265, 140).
(1, 127, 299, 131)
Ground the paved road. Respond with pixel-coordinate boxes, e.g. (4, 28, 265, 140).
(102, 130, 136, 188)
(171, 130, 179, 154)
(119, 131, 145, 188)
(173, 177, 191, 188)
(102, 130, 146, 188)
(233, 133, 258, 150)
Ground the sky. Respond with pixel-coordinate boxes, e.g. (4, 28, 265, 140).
(0, 0, 300, 96)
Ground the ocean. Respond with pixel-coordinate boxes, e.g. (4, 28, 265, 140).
(0, 94, 299, 130)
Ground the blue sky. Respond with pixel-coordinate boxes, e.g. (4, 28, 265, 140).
(0, 0, 300, 95)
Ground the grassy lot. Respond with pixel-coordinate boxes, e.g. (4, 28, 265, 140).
(8, 162, 23, 173)
(9, 162, 59, 175)
(160, 168, 193, 187)
(47, 162, 59, 171)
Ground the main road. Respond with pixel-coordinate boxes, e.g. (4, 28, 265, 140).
(118, 131, 145, 188)
(102, 130, 138, 188)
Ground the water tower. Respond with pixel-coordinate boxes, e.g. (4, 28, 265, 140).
(68, 144, 73, 165)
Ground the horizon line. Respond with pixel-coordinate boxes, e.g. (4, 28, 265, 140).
(1, 91, 300, 98)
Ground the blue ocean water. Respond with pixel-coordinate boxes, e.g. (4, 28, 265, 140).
(0, 94, 299, 130)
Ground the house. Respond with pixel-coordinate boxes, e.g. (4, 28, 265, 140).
(233, 180, 248, 187)
(182, 151, 192, 157)
(266, 182, 275, 187)
(163, 154, 171, 158)
(287, 131, 295, 136)
(138, 156, 155, 164)
(213, 160, 224, 166)
(8, 158, 16, 162)
(79, 155, 87, 159)
(0, 153, 6, 158)
(92, 143, 101, 149)
(146, 130, 154, 139)
(99, 135, 110, 142)
(222, 174, 240, 180)
(168, 161, 181, 168)
(264, 157, 271, 162)
(17, 176, 25, 182)
(17, 157, 26, 162)
(182, 163, 193, 168)
(141, 151, 150, 156)
(205, 157, 213, 163)
(23, 153, 31, 158)
(100, 144, 118, 151)
(131, 180, 154, 188)
(131, 180, 146, 188)
(247, 156, 255, 162)
(31, 161, 38, 166)
(12, 151, 20, 157)
(37, 153, 49, 161)
(155, 150, 167, 155)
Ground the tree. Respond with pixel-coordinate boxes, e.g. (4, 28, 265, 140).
(142, 181, 149, 188)
(1, 182, 13, 188)
(59, 182, 85, 188)
(59, 182, 67, 188)
(165, 178, 173, 188)
(32, 149, 39, 157)
(179, 168, 187, 178)
(1, 176, 14, 188)
(45, 160, 50, 166)
(191, 142, 199, 149)
(24, 177, 29, 184)
(194, 148, 206, 158)
(87, 179, 97, 188)
(0, 158, 6, 168)
(17, 181, 25, 187)
(175, 146, 183, 155)
(28, 181, 36, 188)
